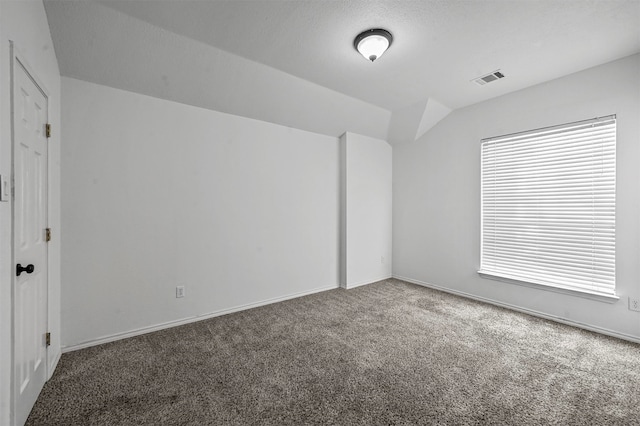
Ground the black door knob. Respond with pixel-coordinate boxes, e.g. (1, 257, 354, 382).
(16, 264, 34, 276)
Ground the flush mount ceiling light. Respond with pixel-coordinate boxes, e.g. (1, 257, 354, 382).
(354, 28, 393, 62)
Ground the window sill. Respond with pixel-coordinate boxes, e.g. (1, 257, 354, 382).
(477, 270, 619, 304)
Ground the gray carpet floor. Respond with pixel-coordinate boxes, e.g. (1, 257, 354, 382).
(27, 279, 640, 425)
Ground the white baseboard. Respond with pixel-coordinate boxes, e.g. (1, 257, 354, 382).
(62, 284, 338, 353)
(393, 275, 640, 345)
(342, 275, 392, 290)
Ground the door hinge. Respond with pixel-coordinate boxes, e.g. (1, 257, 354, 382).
(45, 332, 51, 347)
(45, 123, 51, 138)
(45, 228, 51, 242)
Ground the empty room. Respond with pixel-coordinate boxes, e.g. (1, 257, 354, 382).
(1, 0, 639, 424)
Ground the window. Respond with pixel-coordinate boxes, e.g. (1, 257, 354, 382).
(479, 116, 616, 298)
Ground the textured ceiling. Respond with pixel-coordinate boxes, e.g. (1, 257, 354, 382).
(45, 0, 640, 139)
(97, 0, 640, 110)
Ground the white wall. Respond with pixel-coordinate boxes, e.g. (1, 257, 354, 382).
(61, 77, 341, 348)
(340, 132, 392, 289)
(0, 1, 62, 424)
(393, 54, 640, 341)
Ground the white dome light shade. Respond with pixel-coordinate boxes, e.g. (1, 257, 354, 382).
(354, 29, 393, 62)
(357, 35, 389, 61)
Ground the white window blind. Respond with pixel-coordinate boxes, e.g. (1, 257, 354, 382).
(479, 116, 616, 297)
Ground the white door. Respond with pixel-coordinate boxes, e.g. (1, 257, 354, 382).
(13, 57, 49, 426)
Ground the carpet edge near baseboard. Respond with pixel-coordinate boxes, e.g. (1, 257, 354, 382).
(61, 283, 340, 353)
(341, 275, 393, 290)
(394, 274, 640, 345)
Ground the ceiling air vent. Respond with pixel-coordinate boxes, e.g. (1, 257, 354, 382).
(472, 70, 505, 86)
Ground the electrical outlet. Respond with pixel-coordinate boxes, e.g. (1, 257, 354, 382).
(176, 286, 185, 298)
(629, 297, 640, 312)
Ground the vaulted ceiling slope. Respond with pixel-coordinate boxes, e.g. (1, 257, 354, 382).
(45, 0, 640, 141)
(44, 1, 391, 140)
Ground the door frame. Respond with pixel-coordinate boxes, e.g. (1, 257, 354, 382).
(9, 41, 51, 426)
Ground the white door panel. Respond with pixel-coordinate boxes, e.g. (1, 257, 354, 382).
(13, 57, 48, 426)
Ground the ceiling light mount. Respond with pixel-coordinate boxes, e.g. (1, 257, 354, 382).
(354, 28, 393, 62)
